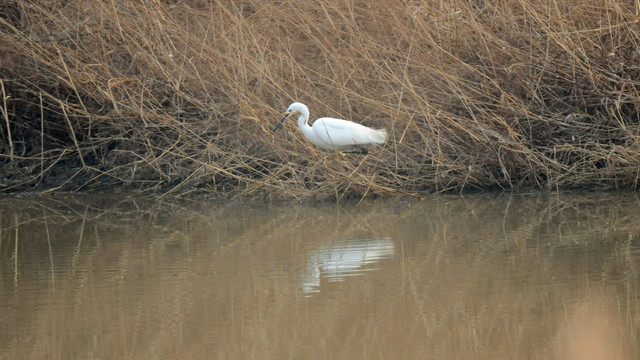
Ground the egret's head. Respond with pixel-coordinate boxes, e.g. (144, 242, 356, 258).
(286, 102, 307, 114)
(273, 102, 308, 132)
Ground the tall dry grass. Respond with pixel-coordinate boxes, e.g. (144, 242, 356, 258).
(1, 0, 639, 198)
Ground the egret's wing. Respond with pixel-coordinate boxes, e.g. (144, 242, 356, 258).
(312, 118, 386, 149)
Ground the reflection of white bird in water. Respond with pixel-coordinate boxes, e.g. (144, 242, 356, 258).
(273, 102, 387, 154)
(302, 237, 395, 296)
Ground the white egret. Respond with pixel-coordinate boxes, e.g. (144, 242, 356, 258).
(273, 102, 387, 153)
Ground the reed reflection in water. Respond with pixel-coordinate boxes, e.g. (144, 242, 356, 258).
(0, 193, 638, 359)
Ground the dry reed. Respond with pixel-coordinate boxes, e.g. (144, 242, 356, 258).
(1, 0, 639, 199)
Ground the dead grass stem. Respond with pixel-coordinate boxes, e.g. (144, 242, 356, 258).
(1, 0, 639, 199)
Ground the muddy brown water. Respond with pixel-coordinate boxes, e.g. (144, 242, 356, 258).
(0, 193, 638, 359)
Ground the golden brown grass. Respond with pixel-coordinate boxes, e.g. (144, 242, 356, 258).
(1, 0, 640, 198)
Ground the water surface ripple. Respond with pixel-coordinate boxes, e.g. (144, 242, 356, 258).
(0, 193, 638, 359)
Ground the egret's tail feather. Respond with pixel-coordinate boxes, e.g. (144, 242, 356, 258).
(368, 128, 387, 144)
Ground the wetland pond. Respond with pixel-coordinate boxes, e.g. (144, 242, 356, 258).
(0, 193, 639, 359)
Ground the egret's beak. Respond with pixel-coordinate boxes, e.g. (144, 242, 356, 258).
(273, 111, 295, 132)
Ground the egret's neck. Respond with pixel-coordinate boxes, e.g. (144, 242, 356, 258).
(297, 114, 308, 128)
(297, 110, 311, 133)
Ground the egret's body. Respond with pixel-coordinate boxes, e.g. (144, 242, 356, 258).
(274, 102, 387, 152)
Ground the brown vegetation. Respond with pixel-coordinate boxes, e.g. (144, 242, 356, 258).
(1, 0, 640, 199)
